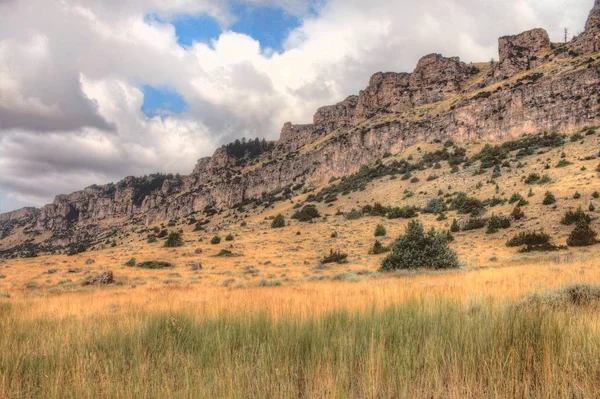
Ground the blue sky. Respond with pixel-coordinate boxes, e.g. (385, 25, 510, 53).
(142, 3, 304, 119)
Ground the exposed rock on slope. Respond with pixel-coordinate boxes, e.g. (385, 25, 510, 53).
(2, 1, 600, 252)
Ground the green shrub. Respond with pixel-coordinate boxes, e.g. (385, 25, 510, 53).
(380, 220, 460, 271)
(214, 249, 240, 257)
(509, 193, 528, 206)
(321, 250, 348, 264)
(524, 173, 541, 184)
(387, 206, 418, 219)
(450, 193, 485, 216)
(210, 236, 221, 245)
(463, 218, 486, 231)
(369, 240, 390, 255)
(164, 232, 184, 248)
(560, 208, 591, 226)
(147, 234, 157, 243)
(271, 214, 286, 228)
(125, 258, 136, 267)
(511, 206, 525, 220)
(136, 261, 173, 269)
(593, 191, 600, 199)
(331, 231, 338, 238)
(506, 231, 560, 252)
(292, 205, 321, 222)
(543, 192, 557, 205)
(506, 231, 550, 247)
(423, 198, 447, 214)
(555, 159, 572, 168)
(573, 192, 581, 199)
(345, 209, 363, 220)
(567, 222, 598, 247)
(368, 202, 387, 217)
(374, 224, 387, 237)
(450, 219, 460, 233)
(486, 215, 511, 234)
(66, 242, 88, 256)
(225, 234, 234, 241)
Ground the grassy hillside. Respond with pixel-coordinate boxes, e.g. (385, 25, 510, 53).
(1, 127, 600, 396)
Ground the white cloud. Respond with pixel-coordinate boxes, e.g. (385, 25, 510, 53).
(0, 0, 594, 212)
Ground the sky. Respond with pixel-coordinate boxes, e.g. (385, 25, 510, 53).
(0, 0, 594, 213)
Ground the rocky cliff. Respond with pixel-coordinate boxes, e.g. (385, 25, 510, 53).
(2, 1, 600, 253)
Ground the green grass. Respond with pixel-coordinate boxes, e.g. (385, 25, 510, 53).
(1, 297, 600, 397)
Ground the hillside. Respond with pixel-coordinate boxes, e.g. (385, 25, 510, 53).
(1, 1, 600, 255)
(4, 2, 600, 397)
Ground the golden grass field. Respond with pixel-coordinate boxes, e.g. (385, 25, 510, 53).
(1, 130, 600, 397)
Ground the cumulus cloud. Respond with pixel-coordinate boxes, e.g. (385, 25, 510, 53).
(0, 0, 593, 212)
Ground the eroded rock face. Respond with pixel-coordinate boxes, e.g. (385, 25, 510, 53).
(355, 72, 412, 121)
(409, 54, 469, 105)
(495, 28, 551, 80)
(313, 95, 358, 129)
(570, 0, 600, 55)
(1, 2, 600, 252)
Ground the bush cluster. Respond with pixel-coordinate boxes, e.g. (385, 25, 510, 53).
(380, 221, 459, 271)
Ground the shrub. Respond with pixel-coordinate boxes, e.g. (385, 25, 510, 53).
(136, 261, 173, 269)
(506, 231, 560, 252)
(157, 229, 168, 238)
(164, 232, 184, 248)
(511, 206, 525, 220)
(380, 220, 460, 271)
(567, 222, 598, 247)
(211, 236, 221, 245)
(271, 214, 286, 228)
(463, 218, 486, 231)
(423, 198, 447, 214)
(506, 231, 550, 247)
(556, 159, 572, 168)
(543, 192, 557, 205)
(331, 231, 338, 238)
(214, 249, 239, 257)
(593, 191, 600, 199)
(374, 224, 387, 237)
(509, 193, 528, 206)
(573, 192, 582, 199)
(147, 234, 157, 243)
(125, 258, 136, 267)
(450, 193, 485, 216)
(561, 208, 591, 226)
(388, 206, 418, 219)
(369, 240, 390, 255)
(292, 205, 321, 222)
(450, 219, 460, 233)
(321, 250, 348, 264)
(345, 209, 363, 220)
(225, 234, 234, 242)
(363, 202, 387, 216)
(524, 173, 541, 184)
(66, 242, 88, 256)
(486, 215, 511, 234)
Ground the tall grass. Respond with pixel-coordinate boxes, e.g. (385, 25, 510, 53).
(0, 298, 599, 398)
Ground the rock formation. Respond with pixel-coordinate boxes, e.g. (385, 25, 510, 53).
(2, 1, 600, 253)
(494, 28, 551, 80)
(571, 0, 600, 55)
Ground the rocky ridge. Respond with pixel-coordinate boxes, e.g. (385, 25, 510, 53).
(2, 1, 600, 253)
